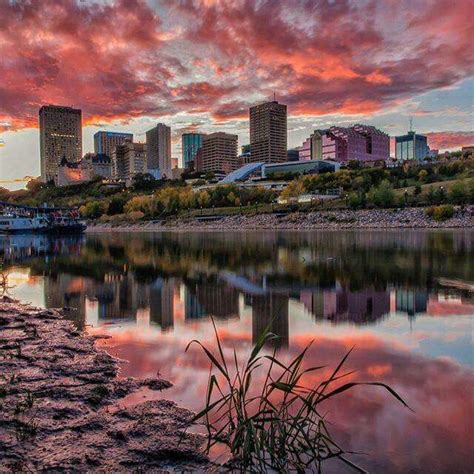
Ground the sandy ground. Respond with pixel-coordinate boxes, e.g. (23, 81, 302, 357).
(0, 297, 210, 472)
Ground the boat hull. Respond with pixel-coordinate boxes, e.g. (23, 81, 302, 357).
(0, 224, 86, 235)
(43, 223, 87, 234)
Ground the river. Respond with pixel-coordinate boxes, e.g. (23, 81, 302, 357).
(1, 229, 473, 472)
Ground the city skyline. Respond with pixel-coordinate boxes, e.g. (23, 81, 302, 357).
(0, 0, 473, 189)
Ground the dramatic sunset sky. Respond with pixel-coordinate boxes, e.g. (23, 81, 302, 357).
(0, 0, 473, 189)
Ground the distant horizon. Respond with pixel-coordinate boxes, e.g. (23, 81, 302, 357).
(1, 0, 473, 189)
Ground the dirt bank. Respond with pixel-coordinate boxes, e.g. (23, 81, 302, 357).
(0, 297, 209, 472)
(87, 206, 474, 233)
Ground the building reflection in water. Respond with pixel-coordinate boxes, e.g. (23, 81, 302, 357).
(299, 288, 391, 325)
(2, 231, 473, 473)
(149, 279, 174, 331)
(2, 231, 473, 342)
(396, 289, 428, 317)
(251, 293, 289, 348)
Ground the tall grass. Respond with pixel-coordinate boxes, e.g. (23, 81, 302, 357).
(187, 320, 409, 472)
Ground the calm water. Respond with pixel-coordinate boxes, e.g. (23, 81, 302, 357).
(2, 230, 473, 473)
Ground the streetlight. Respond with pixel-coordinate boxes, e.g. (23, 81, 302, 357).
(440, 186, 445, 202)
(200, 205, 203, 216)
(404, 189, 408, 206)
(255, 201, 258, 213)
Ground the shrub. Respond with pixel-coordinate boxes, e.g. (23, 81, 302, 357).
(280, 179, 305, 201)
(368, 179, 395, 207)
(425, 205, 455, 221)
(418, 169, 428, 182)
(132, 173, 158, 191)
(469, 178, 474, 203)
(126, 210, 145, 221)
(79, 201, 106, 219)
(107, 194, 128, 215)
(449, 182, 467, 204)
(347, 192, 365, 209)
(124, 195, 155, 216)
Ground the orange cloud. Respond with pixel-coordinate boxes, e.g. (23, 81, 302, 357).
(0, 0, 473, 132)
(425, 131, 474, 151)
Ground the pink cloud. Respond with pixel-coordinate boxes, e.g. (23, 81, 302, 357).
(0, 0, 472, 133)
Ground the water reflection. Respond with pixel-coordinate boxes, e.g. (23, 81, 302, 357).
(2, 231, 472, 333)
(1, 230, 473, 472)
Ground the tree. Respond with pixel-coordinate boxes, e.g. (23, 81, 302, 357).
(79, 201, 106, 219)
(426, 186, 436, 204)
(107, 194, 128, 215)
(449, 181, 467, 204)
(227, 192, 236, 205)
(469, 178, 474, 203)
(280, 179, 305, 201)
(368, 180, 395, 207)
(347, 160, 362, 170)
(418, 169, 428, 182)
(132, 173, 157, 192)
(26, 178, 44, 193)
(124, 195, 154, 216)
(197, 190, 211, 208)
(348, 192, 366, 209)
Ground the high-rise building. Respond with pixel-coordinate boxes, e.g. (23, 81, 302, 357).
(111, 139, 147, 185)
(287, 148, 300, 162)
(298, 138, 312, 161)
(39, 105, 82, 183)
(310, 124, 390, 163)
(82, 153, 113, 179)
(249, 101, 287, 163)
(201, 132, 238, 174)
(182, 133, 205, 169)
(146, 123, 171, 175)
(94, 131, 133, 158)
(395, 130, 429, 161)
(238, 144, 252, 167)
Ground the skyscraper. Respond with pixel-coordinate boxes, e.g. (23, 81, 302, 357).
(94, 131, 133, 158)
(146, 123, 171, 175)
(111, 139, 147, 184)
(201, 132, 238, 174)
(39, 105, 82, 183)
(395, 130, 429, 161)
(249, 101, 287, 163)
(182, 132, 205, 169)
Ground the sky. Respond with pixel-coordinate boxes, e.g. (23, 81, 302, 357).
(0, 0, 473, 190)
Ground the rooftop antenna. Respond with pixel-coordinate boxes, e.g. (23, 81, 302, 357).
(273, 91, 276, 102)
(409, 117, 414, 133)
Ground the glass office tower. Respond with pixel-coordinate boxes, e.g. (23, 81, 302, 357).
(395, 131, 429, 161)
(182, 133, 204, 168)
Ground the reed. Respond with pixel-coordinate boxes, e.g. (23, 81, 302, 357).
(187, 320, 409, 472)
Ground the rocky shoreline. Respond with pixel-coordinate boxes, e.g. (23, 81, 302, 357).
(88, 206, 474, 232)
(0, 298, 209, 472)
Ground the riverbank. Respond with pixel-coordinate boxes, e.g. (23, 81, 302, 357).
(87, 206, 473, 232)
(0, 298, 209, 472)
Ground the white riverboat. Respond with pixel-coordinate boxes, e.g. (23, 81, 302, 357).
(0, 203, 86, 234)
(0, 214, 49, 233)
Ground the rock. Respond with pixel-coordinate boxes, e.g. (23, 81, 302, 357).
(0, 300, 210, 472)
